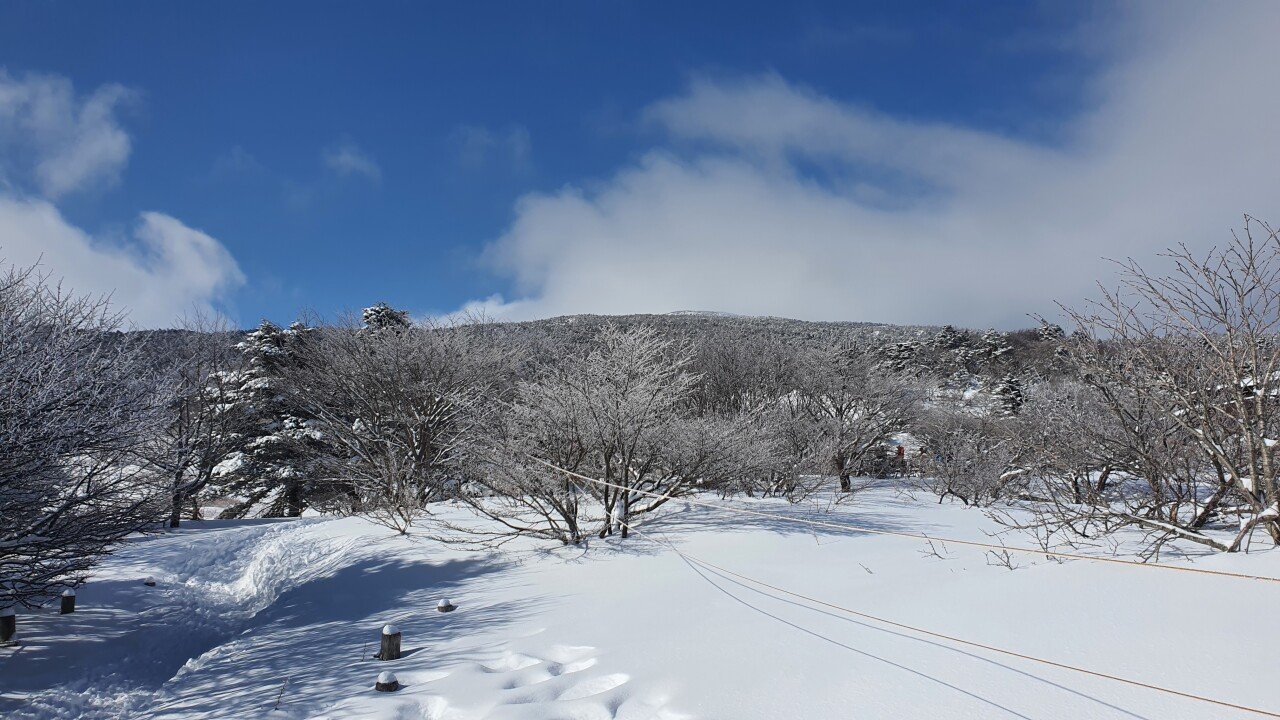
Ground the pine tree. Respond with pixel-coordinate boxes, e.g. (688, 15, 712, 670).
(978, 329, 1013, 368)
(1037, 323, 1066, 343)
(932, 324, 965, 350)
(881, 340, 922, 374)
(362, 302, 410, 331)
(994, 374, 1024, 416)
(211, 320, 325, 518)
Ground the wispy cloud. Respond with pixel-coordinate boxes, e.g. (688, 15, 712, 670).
(464, 3, 1280, 329)
(0, 69, 136, 198)
(323, 141, 381, 182)
(452, 124, 531, 173)
(0, 70, 244, 327)
(211, 145, 267, 178)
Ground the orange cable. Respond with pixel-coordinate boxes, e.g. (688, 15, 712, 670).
(532, 457, 1280, 584)
(554, 465, 1280, 718)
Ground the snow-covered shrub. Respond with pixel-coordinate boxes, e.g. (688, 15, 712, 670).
(916, 408, 1024, 506)
(769, 344, 924, 492)
(141, 314, 250, 527)
(0, 264, 169, 608)
(461, 324, 779, 543)
(285, 311, 514, 533)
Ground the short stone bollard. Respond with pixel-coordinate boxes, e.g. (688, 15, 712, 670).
(437, 599, 455, 613)
(378, 624, 401, 661)
(1, 607, 14, 643)
(60, 589, 76, 614)
(143, 576, 156, 587)
(375, 671, 399, 692)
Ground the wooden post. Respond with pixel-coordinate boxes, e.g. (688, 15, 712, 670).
(60, 589, 76, 614)
(437, 599, 455, 613)
(375, 671, 399, 692)
(378, 624, 401, 661)
(0, 607, 13, 643)
(143, 576, 156, 587)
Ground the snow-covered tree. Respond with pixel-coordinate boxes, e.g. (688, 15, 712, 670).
(0, 265, 168, 608)
(881, 340, 923, 374)
(1046, 216, 1280, 552)
(212, 320, 324, 518)
(285, 311, 507, 533)
(142, 316, 249, 528)
(465, 325, 776, 542)
(932, 324, 965, 351)
(1037, 322, 1066, 343)
(779, 344, 923, 492)
(362, 302, 410, 331)
(917, 408, 1023, 506)
(993, 374, 1024, 416)
(978, 329, 1013, 369)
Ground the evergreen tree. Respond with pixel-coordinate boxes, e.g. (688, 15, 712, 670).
(211, 320, 325, 518)
(881, 340, 922, 374)
(932, 324, 965, 350)
(362, 302, 410, 331)
(1037, 323, 1066, 343)
(994, 374, 1024, 416)
(978, 329, 1013, 368)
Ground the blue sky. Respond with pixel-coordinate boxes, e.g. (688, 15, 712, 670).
(1, 2, 1277, 328)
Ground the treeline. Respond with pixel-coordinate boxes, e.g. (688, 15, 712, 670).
(5, 217, 1280, 609)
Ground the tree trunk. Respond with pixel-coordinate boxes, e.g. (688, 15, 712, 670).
(1189, 482, 1230, 529)
(619, 493, 630, 539)
(839, 474, 852, 493)
(285, 482, 304, 517)
(1094, 466, 1112, 494)
(169, 487, 184, 529)
(599, 490, 616, 538)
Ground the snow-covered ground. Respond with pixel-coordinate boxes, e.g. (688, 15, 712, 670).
(3, 487, 1278, 720)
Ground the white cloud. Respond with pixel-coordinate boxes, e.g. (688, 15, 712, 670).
(471, 3, 1280, 328)
(323, 142, 381, 182)
(0, 70, 245, 327)
(0, 70, 135, 198)
(0, 196, 244, 327)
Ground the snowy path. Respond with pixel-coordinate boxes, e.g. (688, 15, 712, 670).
(3, 490, 1278, 719)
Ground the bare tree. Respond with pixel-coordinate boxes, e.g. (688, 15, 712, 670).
(916, 408, 1023, 506)
(463, 324, 776, 542)
(286, 313, 508, 533)
(0, 265, 168, 608)
(142, 314, 248, 527)
(1058, 215, 1280, 552)
(1017, 379, 1118, 508)
(783, 344, 923, 492)
(457, 396, 596, 545)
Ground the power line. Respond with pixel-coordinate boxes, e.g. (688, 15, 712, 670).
(531, 457, 1280, 584)
(686, 553, 1280, 718)
(552, 464, 1280, 719)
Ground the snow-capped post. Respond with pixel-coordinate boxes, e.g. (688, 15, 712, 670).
(144, 576, 156, 587)
(437, 599, 455, 613)
(375, 671, 399, 692)
(1, 607, 14, 642)
(60, 589, 76, 614)
(378, 624, 401, 660)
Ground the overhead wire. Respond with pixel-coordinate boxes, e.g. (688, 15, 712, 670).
(549, 461, 1280, 718)
(530, 457, 1280, 584)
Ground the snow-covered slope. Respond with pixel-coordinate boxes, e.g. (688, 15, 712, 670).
(3, 488, 1277, 719)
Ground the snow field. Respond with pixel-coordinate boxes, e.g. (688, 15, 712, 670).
(3, 488, 1278, 719)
